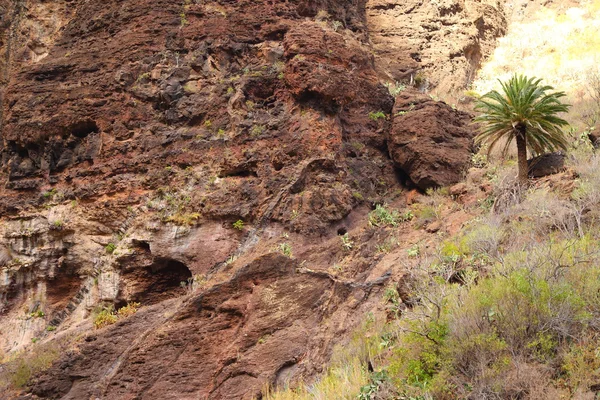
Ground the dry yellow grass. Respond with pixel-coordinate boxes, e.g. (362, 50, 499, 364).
(472, 1, 600, 130)
(263, 359, 369, 400)
(263, 318, 387, 399)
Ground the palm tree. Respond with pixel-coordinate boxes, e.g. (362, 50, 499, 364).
(474, 74, 570, 183)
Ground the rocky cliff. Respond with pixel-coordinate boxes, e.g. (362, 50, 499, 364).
(0, 1, 506, 398)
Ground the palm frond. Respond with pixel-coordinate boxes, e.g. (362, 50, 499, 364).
(473, 74, 571, 158)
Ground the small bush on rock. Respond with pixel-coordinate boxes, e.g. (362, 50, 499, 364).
(369, 204, 400, 227)
(233, 219, 244, 230)
(94, 305, 117, 329)
(105, 243, 116, 254)
(117, 302, 141, 318)
(368, 111, 387, 121)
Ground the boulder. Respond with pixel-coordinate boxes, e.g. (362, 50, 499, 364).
(387, 90, 477, 190)
(528, 152, 566, 178)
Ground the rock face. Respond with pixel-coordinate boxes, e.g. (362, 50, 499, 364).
(32, 254, 385, 400)
(388, 90, 477, 190)
(366, 0, 507, 94)
(0, 0, 506, 398)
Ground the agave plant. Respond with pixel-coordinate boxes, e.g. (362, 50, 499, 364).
(474, 74, 570, 183)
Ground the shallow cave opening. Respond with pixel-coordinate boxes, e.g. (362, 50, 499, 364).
(125, 257, 193, 305)
(131, 239, 151, 251)
(394, 167, 414, 189)
(272, 160, 284, 171)
(46, 270, 83, 312)
(296, 90, 339, 115)
(69, 119, 99, 138)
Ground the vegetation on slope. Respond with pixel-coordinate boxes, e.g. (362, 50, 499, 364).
(474, 74, 570, 183)
(472, 0, 600, 132)
(268, 18, 600, 390)
(267, 140, 600, 398)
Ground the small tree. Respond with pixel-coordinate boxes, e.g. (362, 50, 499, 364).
(474, 75, 570, 183)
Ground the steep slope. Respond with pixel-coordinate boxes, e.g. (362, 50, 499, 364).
(0, 1, 506, 398)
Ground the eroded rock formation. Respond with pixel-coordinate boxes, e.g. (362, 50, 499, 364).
(366, 0, 507, 93)
(0, 0, 507, 398)
(388, 89, 477, 190)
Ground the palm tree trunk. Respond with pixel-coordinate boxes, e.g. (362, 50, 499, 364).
(516, 126, 528, 184)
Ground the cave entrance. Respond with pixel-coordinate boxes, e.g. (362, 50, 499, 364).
(47, 271, 83, 312)
(122, 257, 192, 305)
(70, 119, 99, 138)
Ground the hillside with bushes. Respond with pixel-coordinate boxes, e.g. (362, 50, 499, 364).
(0, 0, 598, 399)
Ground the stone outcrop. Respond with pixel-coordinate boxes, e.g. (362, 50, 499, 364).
(0, 0, 506, 398)
(31, 254, 387, 399)
(388, 90, 477, 190)
(364, 0, 509, 188)
(366, 0, 507, 94)
(528, 152, 566, 178)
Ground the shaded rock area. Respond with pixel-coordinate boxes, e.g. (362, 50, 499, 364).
(528, 152, 566, 178)
(388, 90, 477, 190)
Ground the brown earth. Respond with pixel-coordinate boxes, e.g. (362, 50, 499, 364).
(0, 0, 507, 398)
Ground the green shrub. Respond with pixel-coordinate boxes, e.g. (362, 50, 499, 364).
(385, 234, 600, 398)
(369, 204, 401, 227)
(340, 233, 353, 251)
(42, 188, 57, 199)
(384, 81, 406, 97)
(358, 370, 389, 400)
(250, 125, 265, 137)
(406, 244, 420, 258)
(368, 111, 387, 121)
(352, 191, 364, 201)
(94, 306, 117, 329)
(233, 219, 244, 230)
(279, 243, 292, 258)
(105, 243, 116, 254)
(117, 302, 141, 318)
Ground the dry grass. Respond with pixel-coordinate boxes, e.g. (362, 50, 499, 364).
(263, 318, 387, 399)
(0, 342, 61, 390)
(264, 359, 368, 400)
(472, 1, 600, 131)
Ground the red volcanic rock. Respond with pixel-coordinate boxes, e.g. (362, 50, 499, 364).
(283, 21, 392, 111)
(388, 90, 477, 190)
(30, 254, 383, 400)
(0, 0, 394, 231)
(0, 0, 506, 398)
